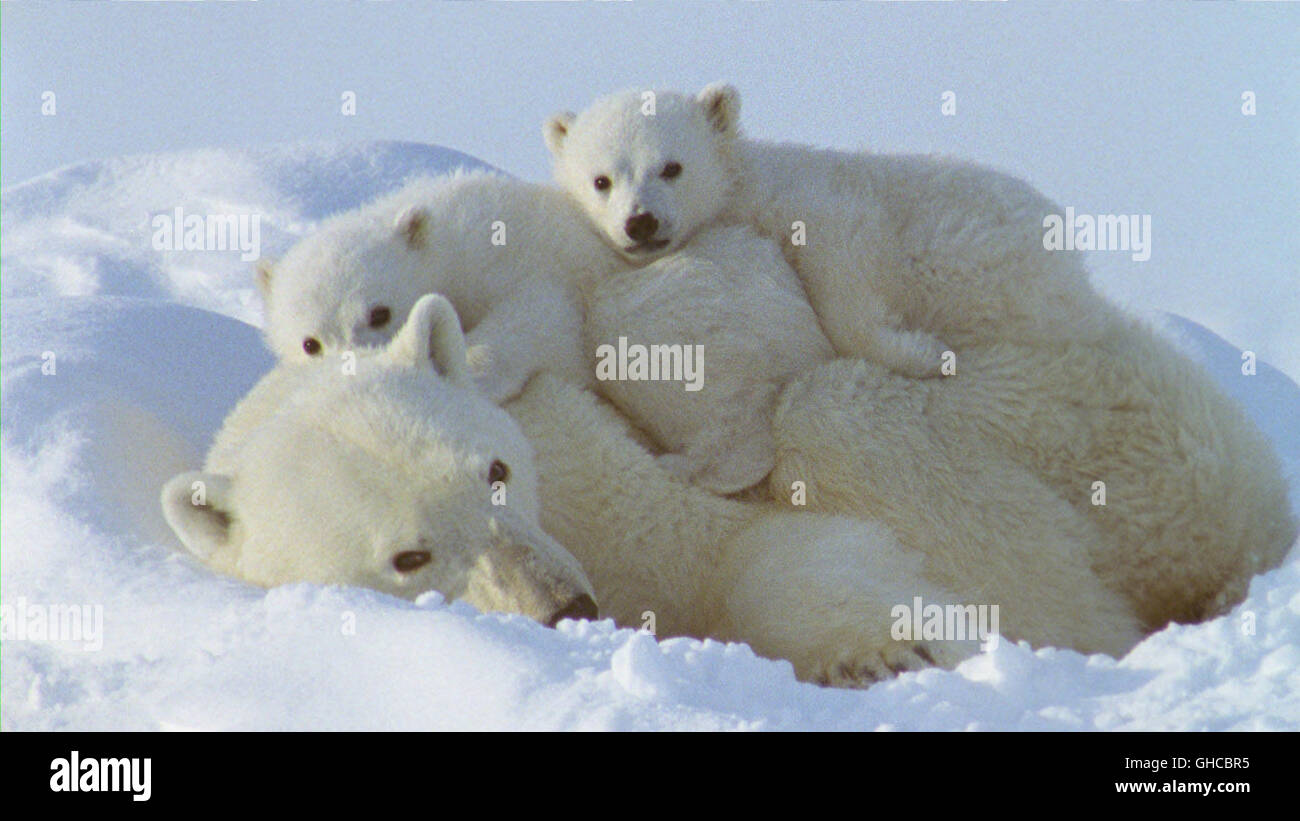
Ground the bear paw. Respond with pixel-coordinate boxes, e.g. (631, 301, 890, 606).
(655, 452, 702, 483)
(810, 640, 954, 689)
(467, 344, 526, 405)
(873, 328, 951, 379)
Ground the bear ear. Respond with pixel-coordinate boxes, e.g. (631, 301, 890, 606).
(161, 471, 236, 562)
(697, 82, 741, 136)
(543, 111, 577, 157)
(394, 205, 429, 248)
(387, 293, 470, 384)
(255, 258, 275, 301)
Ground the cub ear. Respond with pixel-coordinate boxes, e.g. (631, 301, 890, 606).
(394, 205, 429, 248)
(255, 258, 276, 301)
(543, 111, 577, 157)
(387, 293, 470, 384)
(697, 82, 741, 136)
(161, 471, 236, 562)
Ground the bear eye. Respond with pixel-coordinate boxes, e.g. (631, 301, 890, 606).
(488, 459, 509, 485)
(368, 306, 391, 329)
(661, 162, 682, 180)
(593, 175, 611, 192)
(392, 550, 432, 573)
(302, 337, 322, 356)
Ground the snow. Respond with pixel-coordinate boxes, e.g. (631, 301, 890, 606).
(0, 142, 495, 326)
(2, 142, 1297, 731)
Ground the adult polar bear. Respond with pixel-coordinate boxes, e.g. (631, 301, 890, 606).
(163, 296, 1142, 686)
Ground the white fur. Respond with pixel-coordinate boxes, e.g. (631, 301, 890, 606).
(259, 171, 609, 404)
(546, 84, 1116, 377)
(516, 308, 1297, 682)
(163, 296, 597, 626)
(263, 171, 833, 492)
(586, 223, 833, 492)
(511, 371, 1140, 686)
(769, 316, 1297, 633)
(542, 83, 1295, 663)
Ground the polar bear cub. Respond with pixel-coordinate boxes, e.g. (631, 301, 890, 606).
(162, 295, 599, 626)
(258, 171, 608, 404)
(545, 84, 1116, 377)
(260, 170, 832, 493)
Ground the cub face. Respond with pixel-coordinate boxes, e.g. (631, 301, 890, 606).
(545, 83, 741, 263)
(163, 295, 598, 627)
(258, 205, 439, 364)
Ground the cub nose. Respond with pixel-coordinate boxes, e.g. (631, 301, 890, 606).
(624, 212, 659, 243)
(546, 594, 599, 627)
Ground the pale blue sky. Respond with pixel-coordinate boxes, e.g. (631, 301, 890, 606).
(3, 1, 1298, 369)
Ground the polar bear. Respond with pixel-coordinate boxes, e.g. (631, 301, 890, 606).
(260, 172, 834, 493)
(544, 84, 1118, 377)
(257, 171, 606, 405)
(161, 295, 599, 627)
(162, 297, 1149, 686)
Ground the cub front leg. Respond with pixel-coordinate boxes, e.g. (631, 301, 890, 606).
(464, 282, 587, 404)
(869, 326, 950, 379)
(665, 388, 781, 495)
(806, 280, 948, 378)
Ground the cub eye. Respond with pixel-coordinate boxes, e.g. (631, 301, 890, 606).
(392, 550, 432, 573)
(302, 337, 322, 356)
(661, 162, 682, 180)
(368, 306, 391, 329)
(488, 459, 510, 484)
(593, 175, 611, 192)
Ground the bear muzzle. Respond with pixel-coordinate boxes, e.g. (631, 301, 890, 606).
(547, 593, 599, 627)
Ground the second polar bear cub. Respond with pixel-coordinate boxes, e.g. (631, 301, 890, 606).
(545, 84, 1117, 377)
(257, 172, 602, 405)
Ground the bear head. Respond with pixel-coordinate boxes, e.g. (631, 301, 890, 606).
(162, 294, 598, 627)
(544, 83, 741, 263)
(257, 174, 509, 365)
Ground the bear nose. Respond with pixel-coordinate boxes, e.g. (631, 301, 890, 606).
(546, 594, 599, 627)
(624, 212, 659, 243)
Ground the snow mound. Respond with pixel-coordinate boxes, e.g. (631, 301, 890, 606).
(0, 141, 496, 325)
(2, 142, 1297, 731)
